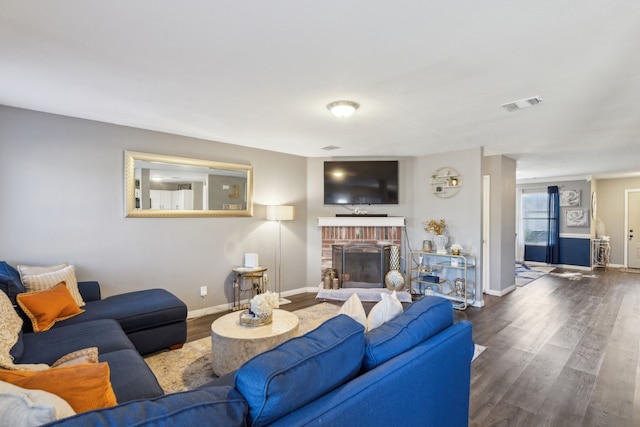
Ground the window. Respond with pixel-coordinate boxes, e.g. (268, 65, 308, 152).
(522, 192, 549, 245)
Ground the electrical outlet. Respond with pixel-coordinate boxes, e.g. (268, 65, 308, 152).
(200, 286, 207, 297)
(264, 273, 268, 283)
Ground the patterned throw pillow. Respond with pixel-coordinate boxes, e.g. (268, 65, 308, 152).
(16, 283, 84, 332)
(0, 362, 117, 413)
(20, 265, 85, 307)
(0, 291, 25, 369)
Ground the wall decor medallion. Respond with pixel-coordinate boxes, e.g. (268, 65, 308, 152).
(430, 167, 462, 198)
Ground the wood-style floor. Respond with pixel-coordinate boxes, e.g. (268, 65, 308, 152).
(186, 268, 640, 426)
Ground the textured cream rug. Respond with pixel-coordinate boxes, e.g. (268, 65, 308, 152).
(144, 303, 341, 393)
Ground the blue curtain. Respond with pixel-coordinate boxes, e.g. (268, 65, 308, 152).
(546, 186, 560, 264)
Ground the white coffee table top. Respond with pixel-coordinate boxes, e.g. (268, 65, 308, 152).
(211, 309, 299, 339)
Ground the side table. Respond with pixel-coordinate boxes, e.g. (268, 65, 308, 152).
(210, 309, 299, 376)
(232, 266, 267, 311)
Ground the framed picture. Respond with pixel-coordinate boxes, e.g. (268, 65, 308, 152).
(560, 189, 580, 207)
(566, 209, 589, 227)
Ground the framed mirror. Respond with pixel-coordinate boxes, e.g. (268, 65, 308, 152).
(124, 151, 253, 218)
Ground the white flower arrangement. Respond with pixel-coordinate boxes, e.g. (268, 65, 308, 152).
(250, 291, 279, 317)
(450, 243, 463, 255)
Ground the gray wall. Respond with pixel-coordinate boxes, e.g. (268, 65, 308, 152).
(305, 157, 416, 285)
(0, 106, 307, 311)
(412, 148, 484, 305)
(596, 176, 640, 265)
(1, 106, 489, 311)
(483, 155, 516, 294)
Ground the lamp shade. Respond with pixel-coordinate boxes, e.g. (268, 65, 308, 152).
(266, 205, 294, 221)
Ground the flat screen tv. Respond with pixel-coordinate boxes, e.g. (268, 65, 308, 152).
(324, 160, 399, 205)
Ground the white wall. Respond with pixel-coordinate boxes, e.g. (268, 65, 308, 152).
(0, 106, 308, 311)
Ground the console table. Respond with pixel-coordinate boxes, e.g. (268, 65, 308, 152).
(592, 239, 610, 270)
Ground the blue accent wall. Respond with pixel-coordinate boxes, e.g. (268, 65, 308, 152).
(524, 237, 590, 267)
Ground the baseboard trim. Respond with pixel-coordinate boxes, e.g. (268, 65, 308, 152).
(485, 284, 516, 297)
(187, 286, 318, 319)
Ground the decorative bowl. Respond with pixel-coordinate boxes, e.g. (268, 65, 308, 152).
(239, 310, 273, 327)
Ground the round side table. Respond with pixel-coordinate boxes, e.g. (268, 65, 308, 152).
(210, 309, 299, 376)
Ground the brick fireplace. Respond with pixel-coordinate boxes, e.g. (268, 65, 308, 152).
(318, 217, 405, 284)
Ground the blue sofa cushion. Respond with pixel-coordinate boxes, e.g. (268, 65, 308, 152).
(9, 331, 24, 361)
(362, 296, 454, 371)
(42, 386, 248, 427)
(17, 319, 136, 365)
(235, 314, 365, 427)
(99, 349, 163, 403)
(0, 262, 24, 305)
(54, 289, 187, 333)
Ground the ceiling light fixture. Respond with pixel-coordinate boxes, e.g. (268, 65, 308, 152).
(501, 96, 543, 112)
(327, 100, 359, 118)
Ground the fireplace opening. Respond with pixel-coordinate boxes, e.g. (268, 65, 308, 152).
(332, 244, 391, 288)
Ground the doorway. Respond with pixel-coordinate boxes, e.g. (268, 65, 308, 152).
(626, 190, 640, 268)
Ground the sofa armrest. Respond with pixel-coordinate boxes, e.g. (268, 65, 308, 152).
(78, 281, 101, 302)
(43, 386, 248, 426)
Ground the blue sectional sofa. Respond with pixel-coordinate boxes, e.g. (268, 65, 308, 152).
(0, 261, 187, 406)
(46, 296, 474, 427)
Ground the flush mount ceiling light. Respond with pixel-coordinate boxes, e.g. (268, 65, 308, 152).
(327, 100, 359, 118)
(501, 96, 543, 112)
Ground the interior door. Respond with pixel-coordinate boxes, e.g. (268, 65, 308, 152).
(627, 191, 640, 268)
(482, 175, 490, 293)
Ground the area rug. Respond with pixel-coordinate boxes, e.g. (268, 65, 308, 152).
(516, 264, 555, 287)
(472, 344, 486, 362)
(145, 303, 485, 393)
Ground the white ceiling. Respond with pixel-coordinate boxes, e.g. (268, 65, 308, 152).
(1, 1, 639, 181)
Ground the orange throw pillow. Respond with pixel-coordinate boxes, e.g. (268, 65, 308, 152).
(0, 362, 117, 413)
(17, 282, 84, 332)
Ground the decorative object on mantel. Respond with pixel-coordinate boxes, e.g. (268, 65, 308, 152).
(240, 291, 279, 326)
(430, 167, 462, 198)
(384, 246, 405, 291)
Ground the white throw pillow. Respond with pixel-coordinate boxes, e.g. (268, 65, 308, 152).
(338, 293, 367, 329)
(20, 265, 85, 307)
(17, 263, 68, 283)
(0, 380, 76, 426)
(367, 291, 404, 331)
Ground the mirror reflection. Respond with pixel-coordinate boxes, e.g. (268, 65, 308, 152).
(124, 151, 253, 218)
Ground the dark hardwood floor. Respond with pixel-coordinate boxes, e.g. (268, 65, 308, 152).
(186, 268, 640, 426)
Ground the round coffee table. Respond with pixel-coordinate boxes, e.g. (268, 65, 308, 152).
(210, 309, 299, 376)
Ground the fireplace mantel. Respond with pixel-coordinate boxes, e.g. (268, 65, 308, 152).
(317, 216, 406, 227)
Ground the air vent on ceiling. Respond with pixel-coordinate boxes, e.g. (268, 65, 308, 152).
(321, 145, 341, 151)
(501, 96, 543, 112)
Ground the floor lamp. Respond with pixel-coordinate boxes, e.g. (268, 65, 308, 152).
(266, 205, 294, 304)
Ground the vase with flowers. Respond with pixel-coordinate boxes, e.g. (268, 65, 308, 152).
(240, 291, 279, 326)
(423, 219, 448, 254)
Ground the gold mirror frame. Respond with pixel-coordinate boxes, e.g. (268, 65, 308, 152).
(124, 151, 253, 218)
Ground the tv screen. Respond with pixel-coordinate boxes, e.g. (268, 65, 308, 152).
(324, 161, 399, 205)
